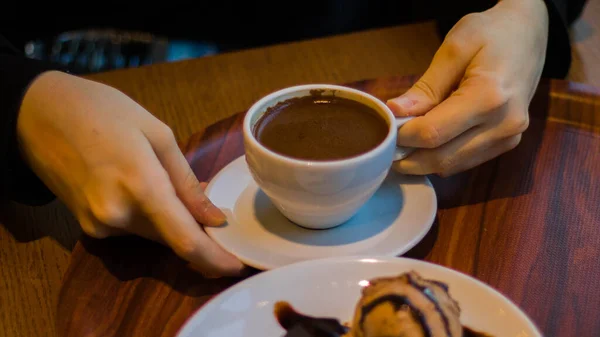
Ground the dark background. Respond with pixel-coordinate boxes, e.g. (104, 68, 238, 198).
(2, 1, 444, 51)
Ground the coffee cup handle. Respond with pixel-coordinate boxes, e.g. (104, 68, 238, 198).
(394, 116, 415, 161)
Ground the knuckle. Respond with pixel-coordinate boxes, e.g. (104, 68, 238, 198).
(154, 123, 177, 148)
(130, 169, 174, 199)
(441, 36, 467, 61)
(503, 113, 530, 135)
(90, 201, 130, 227)
(413, 79, 443, 104)
(172, 237, 198, 260)
(79, 218, 112, 239)
(417, 123, 443, 148)
(504, 134, 523, 151)
(479, 78, 509, 112)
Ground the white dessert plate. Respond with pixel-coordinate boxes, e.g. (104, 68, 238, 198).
(204, 156, 437, 270)
(176, 256, 542, 337)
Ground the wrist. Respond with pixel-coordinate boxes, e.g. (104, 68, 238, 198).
(493, 0, 549, 41)
(17, 71, 71, 170)
(18, 71, 73, 135)
(497, 0, 549, 23)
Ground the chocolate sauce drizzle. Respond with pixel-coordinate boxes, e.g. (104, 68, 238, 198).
(405, 273, 453, 337)
(359, 294, 431, 337)
(275, 302, 349, 337)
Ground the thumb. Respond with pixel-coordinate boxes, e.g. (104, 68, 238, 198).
(387, 36, 478, 117)
(145, 125, 227, 227)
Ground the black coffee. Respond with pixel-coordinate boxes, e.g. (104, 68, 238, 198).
(253, 93, 388, 160)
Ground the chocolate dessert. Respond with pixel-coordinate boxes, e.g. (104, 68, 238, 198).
(274, 271, 492, 337)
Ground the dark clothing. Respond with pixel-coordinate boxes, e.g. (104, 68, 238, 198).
(0, 0, 587, 205)
(0, 35, 60, 205)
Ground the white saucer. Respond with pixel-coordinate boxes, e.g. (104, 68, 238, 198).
(204, 156, 437, 270)
(176, 256, 542, 337)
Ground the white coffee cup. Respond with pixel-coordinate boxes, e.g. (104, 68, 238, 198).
(243, 84, 413, 229)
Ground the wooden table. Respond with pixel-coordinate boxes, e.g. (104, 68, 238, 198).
(1, 10, 600, 336)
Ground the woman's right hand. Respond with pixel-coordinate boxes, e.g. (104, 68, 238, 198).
(17, 71, 244, 277)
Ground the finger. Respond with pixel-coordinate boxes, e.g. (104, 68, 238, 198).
(78, 216, 129, 239)
(393, 123, 521, 176)
(114, 211, 166, 243)
(141, 184, 244, 276)
(131, 150, 243, 276)
(83, 204, 169, 243)
(199, 182, 208, 192)
(387, 29, 481, 117)
(441, 134, 521, 176)
(396, 77, 507, 149)
(144, 125, 226, 227)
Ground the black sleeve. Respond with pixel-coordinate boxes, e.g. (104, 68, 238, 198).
(0, 35, 60, 205)
(542, 0, 586, 78)
(435, 0, 587, 79)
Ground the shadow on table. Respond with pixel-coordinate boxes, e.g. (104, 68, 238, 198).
(0, 199, 81, 251)
(75, 212, 437, 305)
(76, 203, 435, 302)
(57, 235, 247, 336)
(76, 217, 439, 300)
(426, 80, 550, 210)
(78, 234, 248, 298)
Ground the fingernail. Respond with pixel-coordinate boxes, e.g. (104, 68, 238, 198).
(206, 206, 227, 226)
(210, 206, 227, 225)
(387, 95, 417, 116)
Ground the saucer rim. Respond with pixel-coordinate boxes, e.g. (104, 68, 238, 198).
(204, 155, 437, 271)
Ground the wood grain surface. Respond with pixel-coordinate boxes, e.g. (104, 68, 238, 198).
(55, 75, 600, 337)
